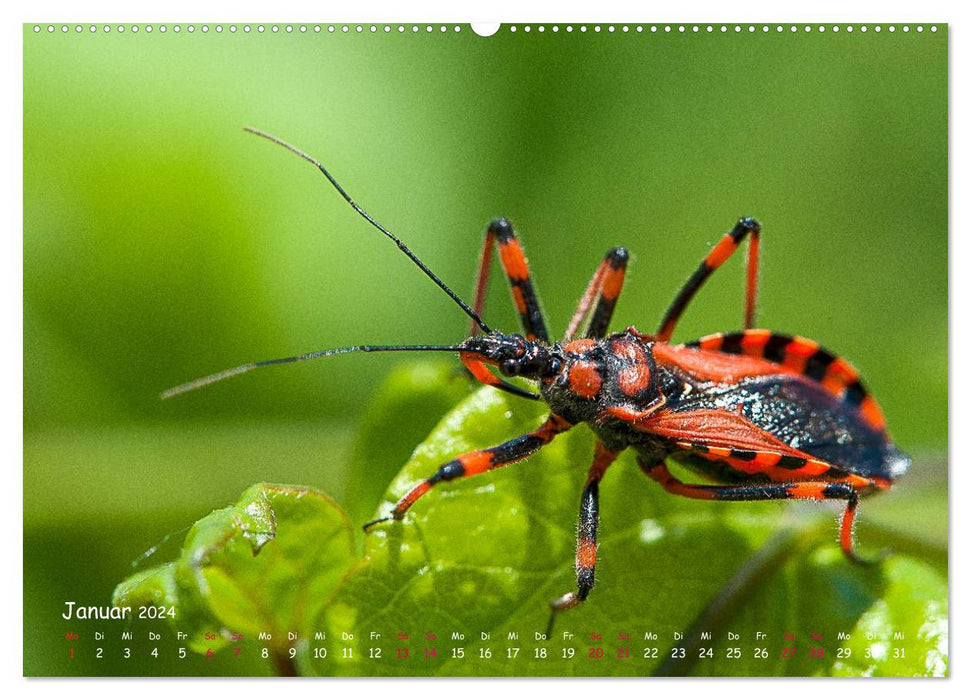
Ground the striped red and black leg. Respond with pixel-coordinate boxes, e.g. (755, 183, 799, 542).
(546, 443, 620, 635)
(469, 218, 550, 342)
(363, 414, 572, 530)
(639, 461, 877, 565)
(564, 247, 629, 340)
(550, 443, 620, 612)
(657, 217, 761, 342)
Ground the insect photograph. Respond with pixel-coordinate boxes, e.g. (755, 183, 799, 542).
(23, 23, 946, 677)
(163, 127, 910, 627)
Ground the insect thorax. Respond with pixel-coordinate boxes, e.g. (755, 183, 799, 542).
(541, 332, 663, 428)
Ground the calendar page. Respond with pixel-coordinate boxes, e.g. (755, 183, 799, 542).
(22, 20, 947, 678)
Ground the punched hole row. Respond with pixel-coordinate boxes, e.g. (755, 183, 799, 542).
(509, 24, 935, 34)
(32, 23, 940, 35)
(31, 24, 465, 34)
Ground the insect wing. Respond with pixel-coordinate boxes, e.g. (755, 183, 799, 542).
(666, 374, 909, 480)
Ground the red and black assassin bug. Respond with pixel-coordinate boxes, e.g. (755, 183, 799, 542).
(165, 128, 910, 619)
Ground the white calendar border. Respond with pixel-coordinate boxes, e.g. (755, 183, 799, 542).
(5, 0, 960, 696)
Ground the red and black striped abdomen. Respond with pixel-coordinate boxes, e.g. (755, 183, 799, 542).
(687, 330, 886, 426)
(665, 331, 909, 481)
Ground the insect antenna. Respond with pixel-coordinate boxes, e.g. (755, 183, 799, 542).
(161, 343, 465, 399)
(244, 126, 492, 334)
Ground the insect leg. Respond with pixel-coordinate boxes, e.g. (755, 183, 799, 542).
(469, 218, 550, 342)
(657, 217, 761, 342)
(639, 461, 876, 565)
(363, 414, 572, 530)
(550, 443, 620, 612)
(563, 247, 629, 340)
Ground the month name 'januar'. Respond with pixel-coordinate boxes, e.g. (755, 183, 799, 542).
(62, 601, 131, 620)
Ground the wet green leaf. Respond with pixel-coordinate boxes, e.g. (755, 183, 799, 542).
(113, 369, 947, 677)
(113, 483, 356, 671)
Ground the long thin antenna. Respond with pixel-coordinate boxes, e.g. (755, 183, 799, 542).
(161, 343, 465, 399)
(244, 126, 492, 334)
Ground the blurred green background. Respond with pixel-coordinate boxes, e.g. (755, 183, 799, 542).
(24, 23, 946, 675)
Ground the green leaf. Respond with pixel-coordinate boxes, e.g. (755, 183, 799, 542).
(113, 483, 356, 673)
(828, 556, 948, 677)
(114, 368, 947, 677)
(342, 361, 470, 524)
(314, 380, 947, 677)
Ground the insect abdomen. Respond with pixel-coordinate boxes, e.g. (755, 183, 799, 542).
(671, 374, 909, 481)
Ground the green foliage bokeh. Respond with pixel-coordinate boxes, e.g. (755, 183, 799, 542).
(24, 25, 946, 676)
